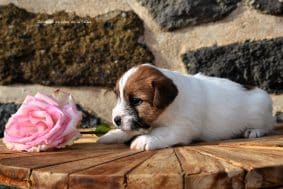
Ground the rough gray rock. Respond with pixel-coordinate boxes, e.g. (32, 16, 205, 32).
(0, 4, 154, 87)
(0, 103, 20, 137)
(182, 37, 283, 93)
(0, 185, 19, 189)
(249, 0, 283, 16)
(137, 0, 241, 31)
(276, 111, 283, 123)
(76, 104, 101, 129)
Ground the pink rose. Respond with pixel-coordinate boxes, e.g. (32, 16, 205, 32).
(3, 92, 82, 152)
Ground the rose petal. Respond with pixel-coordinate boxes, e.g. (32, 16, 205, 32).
(57, 131, 81, 148)
(29, 110, 54, 127)
(61, 105, 82, 136)
(35, 92, 59, 107)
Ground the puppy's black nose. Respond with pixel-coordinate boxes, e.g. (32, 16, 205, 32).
(114, 116, 121, 126)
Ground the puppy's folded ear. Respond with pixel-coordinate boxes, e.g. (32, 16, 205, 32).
(152, 78, 178, 109)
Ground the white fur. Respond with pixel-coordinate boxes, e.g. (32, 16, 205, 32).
(98, 64, 275, 150)
(97, 129, 137, 144)
(112, 67, 138, 130)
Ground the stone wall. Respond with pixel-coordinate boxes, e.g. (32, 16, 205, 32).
(0, 4, 154, 86)
(0, 0, 282, 127)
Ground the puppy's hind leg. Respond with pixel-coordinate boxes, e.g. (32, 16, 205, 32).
(243, 128, 270, 138)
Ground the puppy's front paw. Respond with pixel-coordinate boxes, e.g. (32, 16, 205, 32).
(130, 135, 159, 150)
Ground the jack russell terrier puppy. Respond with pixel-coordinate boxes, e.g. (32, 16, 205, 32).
(97, 64, 274, 150)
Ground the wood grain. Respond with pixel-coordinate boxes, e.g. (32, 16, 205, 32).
(176, 147, 244, 189)
(31, 149, 142, 189)
(0, 147, 127, 181)
(194, 135, 283, 147)
(127, 148, 183, 189)
(0, 152, 65, 182)
(67, 143, 128, 151)
(0, 145, 22, 154)
(194, 145, 283, 188)
(0, 174, 29, 189)
(69, 151, 155, 189)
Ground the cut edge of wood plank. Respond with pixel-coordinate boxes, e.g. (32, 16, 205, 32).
(184, 171, 245, 189)
(175, 147, 245, 189)
(192, 145, 283, 188)
(0, 174, 29, 189)
(0, 153, 39, 181)
(245, 166, 283, 189)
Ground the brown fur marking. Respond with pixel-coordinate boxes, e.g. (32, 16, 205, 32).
(123, 65, 178, 125)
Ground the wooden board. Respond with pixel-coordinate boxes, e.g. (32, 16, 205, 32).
(194, 145, 283, 188)
(176, 147, 244, 189)
(127, 148, 183, 189)
(69, 151, 155, 189)
(196, 135, 283, 147)
(31, 149, 142, 189)
(0, 134, 283, 189)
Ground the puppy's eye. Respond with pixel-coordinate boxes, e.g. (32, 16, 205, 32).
(129, 96, 143, 106)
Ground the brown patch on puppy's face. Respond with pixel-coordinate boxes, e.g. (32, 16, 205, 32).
(122, 65, 178, 129)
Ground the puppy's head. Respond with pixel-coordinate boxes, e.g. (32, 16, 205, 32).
(112, 64, 178, 133)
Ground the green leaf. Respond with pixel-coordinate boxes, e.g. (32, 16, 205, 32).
(94, 123, 111, 136)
